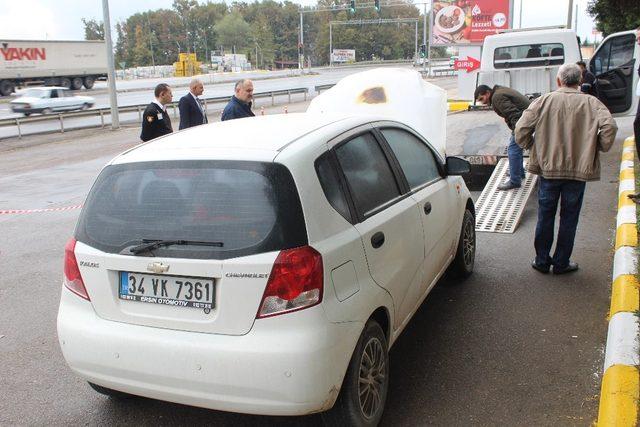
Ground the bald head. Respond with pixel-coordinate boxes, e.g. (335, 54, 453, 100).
(189, 79, 204, 97)
(235, 79, 254, 103)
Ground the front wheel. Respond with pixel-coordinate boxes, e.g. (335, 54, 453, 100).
(41, 108, 52, 115)
(447, 208, 476, 279)
(322, 320, 389, 427)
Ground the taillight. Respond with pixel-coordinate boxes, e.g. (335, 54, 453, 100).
(63, 238, 90, 301)
(257, 246, 323, 318)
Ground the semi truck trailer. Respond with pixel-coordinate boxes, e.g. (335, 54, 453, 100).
(0, 39, 108, 96)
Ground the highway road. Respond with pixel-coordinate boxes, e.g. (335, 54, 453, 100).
(0, 65, 457, 139)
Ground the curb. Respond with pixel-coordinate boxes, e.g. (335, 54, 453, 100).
(447, 101, 471, 112)
(597, 136, 640, 427)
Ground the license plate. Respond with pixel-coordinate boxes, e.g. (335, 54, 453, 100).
(119, 272, 214, 309)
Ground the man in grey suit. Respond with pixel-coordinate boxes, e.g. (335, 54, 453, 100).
(178, 79, 208, 130)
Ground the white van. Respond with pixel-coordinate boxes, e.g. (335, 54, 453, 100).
(477, 27, 639, 116)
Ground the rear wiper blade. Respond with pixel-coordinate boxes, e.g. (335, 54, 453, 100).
(130, 239, 224, 254)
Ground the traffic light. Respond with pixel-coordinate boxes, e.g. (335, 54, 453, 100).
(349, 0, 356, 13)
(374, 0, 380, 12)
(419, 44, 426, 58)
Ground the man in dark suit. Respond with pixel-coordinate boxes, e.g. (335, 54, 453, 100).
(178, 79, 207, 130)
(140, 83, 173, 142)
(221, 79, 255, 121)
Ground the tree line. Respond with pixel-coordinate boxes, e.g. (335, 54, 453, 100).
(82, 0, 437, 69)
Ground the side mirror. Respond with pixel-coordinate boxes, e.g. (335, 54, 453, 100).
(446, 156, 470, 175)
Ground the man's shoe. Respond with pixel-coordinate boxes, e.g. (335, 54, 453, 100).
(552, 262, 579, 275)
(497, 181, 521, 191)
(531, 260, 550, 274)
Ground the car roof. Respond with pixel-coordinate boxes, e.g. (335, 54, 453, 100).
(112, 113, 373, 164)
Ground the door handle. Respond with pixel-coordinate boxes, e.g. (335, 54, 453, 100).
(371, 232, 385, 249)
(423, 202, 432, 215)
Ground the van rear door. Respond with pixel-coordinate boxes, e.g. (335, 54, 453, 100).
(589, 30, 639, 115)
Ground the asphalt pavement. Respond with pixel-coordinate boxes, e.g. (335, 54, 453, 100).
(0, 110, 634, 425)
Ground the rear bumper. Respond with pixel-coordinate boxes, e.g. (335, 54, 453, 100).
(57, 289, 362, 416)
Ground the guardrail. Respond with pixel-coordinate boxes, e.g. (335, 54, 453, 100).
(0, 87, 308, 139)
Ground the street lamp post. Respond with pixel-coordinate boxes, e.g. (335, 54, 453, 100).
(101, 0, 119, 129)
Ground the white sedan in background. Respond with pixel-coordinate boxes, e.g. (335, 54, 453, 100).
(9, 87, 94, 116)
(57, 69, 475, 425)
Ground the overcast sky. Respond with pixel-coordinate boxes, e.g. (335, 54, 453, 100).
(0, 0, 599, 43)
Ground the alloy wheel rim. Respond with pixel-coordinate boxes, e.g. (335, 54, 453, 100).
(463, 218, 475, 267)
(358, 336, 386, 420)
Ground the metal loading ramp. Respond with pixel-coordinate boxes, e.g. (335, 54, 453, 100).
(475, 158, 538, 233)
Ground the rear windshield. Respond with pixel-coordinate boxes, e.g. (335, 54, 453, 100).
(493, 43, 565, 69)
(75, 160, 307, 259)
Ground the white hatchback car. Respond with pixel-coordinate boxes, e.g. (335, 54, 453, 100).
(10, 87, 95, 116)
(58, 113, 475, 425)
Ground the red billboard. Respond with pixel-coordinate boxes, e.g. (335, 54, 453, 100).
(431, 0, 511, 46)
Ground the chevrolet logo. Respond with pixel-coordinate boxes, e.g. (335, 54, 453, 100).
(147, 262, 170, 274)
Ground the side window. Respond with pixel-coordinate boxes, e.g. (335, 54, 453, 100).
(335, 133, 401, 217)
(591, 34, 636, 74)
(50, 90, 58, 98)
(315, 153, 351, 222)
(493, 43, 565, 69)
(380, 128, 441, 189)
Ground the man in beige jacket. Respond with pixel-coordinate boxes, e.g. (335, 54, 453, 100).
(515, 63, 618, 274)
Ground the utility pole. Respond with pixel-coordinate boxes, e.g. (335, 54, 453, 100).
(422, 2, 427, 73)
(566, 0, 574, 29)
(519, 0, 523, 28)
(101, 0, 119, 129)
(574, 3, 578, 33)
(427, 2, 433, 77)
(299, 11, 304, 70)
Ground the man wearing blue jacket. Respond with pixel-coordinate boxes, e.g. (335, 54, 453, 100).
(221, 79, 255, 121)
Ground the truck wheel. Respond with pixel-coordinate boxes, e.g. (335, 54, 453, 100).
(83, 76, 95, 89)
(60, 78, 72, 89)
(322, 320, 389, 426)
(0, 80, 15, 96)
(71, 77, 83, 90)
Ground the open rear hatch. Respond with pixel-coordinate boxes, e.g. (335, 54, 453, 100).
(73, 160, 307, 336)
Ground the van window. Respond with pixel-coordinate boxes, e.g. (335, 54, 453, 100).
(75, 160, 307, 260)
(493, 43, 565, 69)
(590, 33, 636, 75)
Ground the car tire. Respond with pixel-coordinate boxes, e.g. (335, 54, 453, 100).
(0, 80, 15, 96)
(71, 77, 83, 90)
(87, 382, 134, 399)
(322, 320, 389, 427)
(23, 112, 31, 117)
(447, 209, 475, 279)
(81, 103, 90, 110)
(60, 78, 72, 89)
(42, 108, 52, 115)
(83, 76, 95, 89)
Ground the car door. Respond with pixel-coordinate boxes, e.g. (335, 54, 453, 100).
(590, 31, 639, 115)
(332, 129, 425, 330)
(376, 126, 458, 294)
(59, 89, 77, 110)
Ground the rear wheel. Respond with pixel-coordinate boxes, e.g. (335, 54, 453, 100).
(23, 112, 31, 117)
(447, 209, 476, 279)
(71, 77, 83, 90)
(0, 80, 15, 96)
(83, 76, 95, 89)
(59, 77, 72, 89)
(87, 382, 133, 399)
(322, 320, 389, 427)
